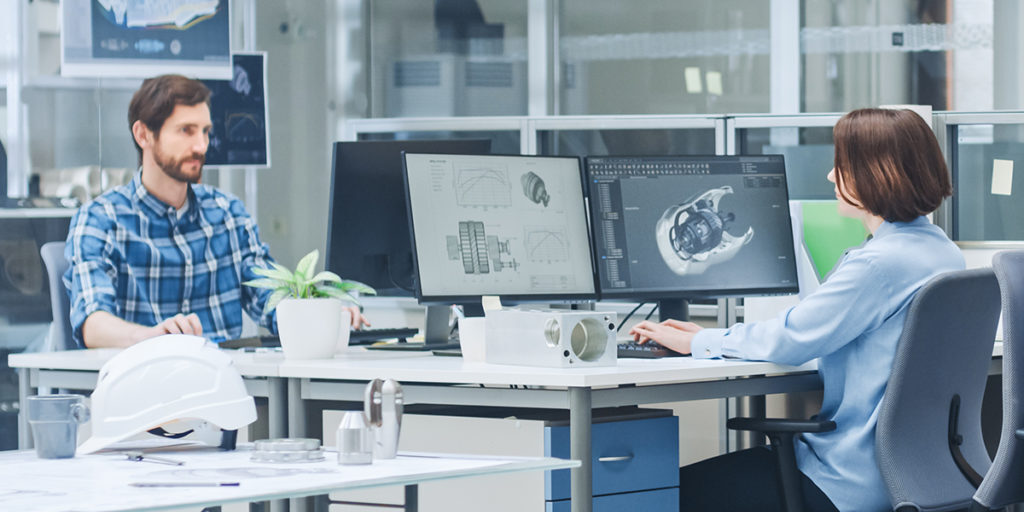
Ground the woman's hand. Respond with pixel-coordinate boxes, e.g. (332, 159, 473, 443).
(345, 306, 371, 330)
(628, 319, 704, 355)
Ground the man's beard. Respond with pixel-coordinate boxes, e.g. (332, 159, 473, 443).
(154, 147, 205, 184)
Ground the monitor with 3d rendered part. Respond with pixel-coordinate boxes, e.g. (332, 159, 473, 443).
(585, 154, 799, 321)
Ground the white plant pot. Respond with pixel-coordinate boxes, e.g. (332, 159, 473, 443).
(276, 298, 351, 359)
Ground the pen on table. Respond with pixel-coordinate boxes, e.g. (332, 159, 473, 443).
(123, 451, 185, 466)
(129, 482, 240, 487)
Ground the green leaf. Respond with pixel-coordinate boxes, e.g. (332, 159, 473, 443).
(294, 250, 319, 281)
(309, 271, 342, 284)
(251, 265, 293, 282)
(318, 285, 362, 306)
(242, 278, 284, 290)
(333, 280, 377, 296)
(264, 288, 290, 313)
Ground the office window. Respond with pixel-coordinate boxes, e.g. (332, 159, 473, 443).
(951, 123, 1024, 241)
(359, 131, 521, 155)
(367, 1, 528, 117)
(736, 126, 835, 200)
(537, 129, 716, 157)
(558, 1, 771, 115)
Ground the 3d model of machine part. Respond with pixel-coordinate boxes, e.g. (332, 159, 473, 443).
(521, 171, 550, 207)
(445, 221, 519, 274)
(655, 186, 753, 275)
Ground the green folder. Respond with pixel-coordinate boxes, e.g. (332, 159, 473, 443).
(801, 201, 869, 281)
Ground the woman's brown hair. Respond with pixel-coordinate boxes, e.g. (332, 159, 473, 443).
(832, 108, 952, 223)
(128, 74, 211, 165)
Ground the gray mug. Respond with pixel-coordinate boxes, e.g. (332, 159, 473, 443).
(26, 394, 90, 459)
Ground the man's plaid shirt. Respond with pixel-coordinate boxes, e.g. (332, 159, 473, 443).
(64, 172, 276, 346)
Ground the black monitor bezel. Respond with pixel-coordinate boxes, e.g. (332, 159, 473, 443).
(402, 152, 600, 305)
(325, 138, 492, 296)
(584, 153, 799, 301)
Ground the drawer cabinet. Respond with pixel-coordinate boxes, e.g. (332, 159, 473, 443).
(545, 414, 679, 511)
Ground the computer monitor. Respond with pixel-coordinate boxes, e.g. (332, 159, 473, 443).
(585, 154, 799, 321)
(326, 139, 491, 297)
(403, 153, 598, 306)
(0, 138, 7, 198)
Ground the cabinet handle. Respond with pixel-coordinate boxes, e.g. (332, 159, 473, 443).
(597, 454, 634, 463)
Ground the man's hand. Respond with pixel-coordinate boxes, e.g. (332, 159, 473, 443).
(132, 313, 204, 342)
(345, 306, 371, 330)
(83, 311, 204, 349)
(628, 319, 703, 355)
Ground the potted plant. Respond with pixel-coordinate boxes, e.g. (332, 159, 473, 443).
(244, 249, 375, 359)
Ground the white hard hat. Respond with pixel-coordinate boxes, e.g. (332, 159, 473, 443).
(78, 334, 257, 454)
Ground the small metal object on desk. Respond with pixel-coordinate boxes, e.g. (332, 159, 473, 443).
(251, 438, 325, 463)
(124, 451, 185, 466)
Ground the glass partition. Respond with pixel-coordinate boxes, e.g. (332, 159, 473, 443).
(533, 116, 721, 157)
(367, 1, 529, 117)
(940, 112, 1024, 241)
(730, 115, 842, 200)
(345, 117, 526, 155)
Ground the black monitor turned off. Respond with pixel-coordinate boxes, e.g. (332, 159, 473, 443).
(586, 154, 798, 320)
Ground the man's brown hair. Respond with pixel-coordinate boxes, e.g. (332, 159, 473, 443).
(832, 108, 952, 223)
(128, 74, 211, 165)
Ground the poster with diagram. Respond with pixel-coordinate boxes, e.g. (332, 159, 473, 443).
(61, 0, 232, 79)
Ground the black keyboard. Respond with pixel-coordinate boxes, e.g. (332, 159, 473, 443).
(349, 327, 419, 344)
(220, 327, 420, 349)
(617, 340, 686, 359)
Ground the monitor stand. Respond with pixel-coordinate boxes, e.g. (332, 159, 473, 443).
(366, 304, 468, 351)
(658, 298, 689, 322)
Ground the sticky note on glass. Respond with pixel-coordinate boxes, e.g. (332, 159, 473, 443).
(706, 71, 723, 96)
(992, 159, 1013, 196)
(684, 67, 703, 93)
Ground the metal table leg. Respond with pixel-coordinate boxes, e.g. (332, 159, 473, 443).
(18, 368, 35, 449)
(569, 387, 592, 512)
(268, 377, 288, 439)
(288, 378, 307, 512)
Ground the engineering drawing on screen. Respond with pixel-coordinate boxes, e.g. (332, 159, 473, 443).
(655, 186, 754, 275)
(446, 221, 520, 274)
(521, 171, 550, 207)
(455, 166, 511, 208)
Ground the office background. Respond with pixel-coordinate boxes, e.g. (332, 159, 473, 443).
(1, 0, 1022, 490)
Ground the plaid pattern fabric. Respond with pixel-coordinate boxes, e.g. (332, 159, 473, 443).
(64, 172, 276, 346)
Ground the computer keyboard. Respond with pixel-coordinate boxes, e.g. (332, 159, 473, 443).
(349, 327, 419, 344)
(617, 340, 686, 359)
(220, 327, 420, 349)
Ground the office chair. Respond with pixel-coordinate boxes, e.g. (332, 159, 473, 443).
(729, 268, 1002, 512)
(39, 241, 76, 351)
(972, 250, 1024, 511)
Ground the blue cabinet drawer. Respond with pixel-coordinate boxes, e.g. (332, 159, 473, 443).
(546, 487, 679, 512)
(544, 415, 679, 500)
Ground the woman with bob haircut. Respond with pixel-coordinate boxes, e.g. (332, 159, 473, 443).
(630, 108, 963, 511)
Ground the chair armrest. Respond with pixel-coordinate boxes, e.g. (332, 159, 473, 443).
(727, 417, 836, 434)
(1016, 429, 1024, 440)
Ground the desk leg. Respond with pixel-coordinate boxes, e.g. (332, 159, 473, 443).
(18, 368, 34, 449)
(288, 378, 306, 438)
(569, 387, 592, 512)
(288, 378, 308, 512)
(269, 377, 288, 439)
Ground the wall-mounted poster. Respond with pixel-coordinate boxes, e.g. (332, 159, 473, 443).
(61, 0, 232, 79)
(203, 52, 271, 168)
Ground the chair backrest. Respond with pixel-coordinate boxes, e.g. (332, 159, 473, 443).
(974, 250, 1024, 510)
(39, 241, 75, 351)
(875, 268, 1001, 512)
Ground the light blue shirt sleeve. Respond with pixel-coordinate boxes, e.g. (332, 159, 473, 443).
(691, 255, 892, 365)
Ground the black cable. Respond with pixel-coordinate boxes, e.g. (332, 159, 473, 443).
(616, 302, 647, 332)
(643, 303, 660, 321)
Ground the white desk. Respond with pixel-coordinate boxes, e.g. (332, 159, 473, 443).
(278, 349, 822, 512)
(0, 446, 576, 512)
(12, 345, 1004, 512)
(10, 349, 288, 448)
